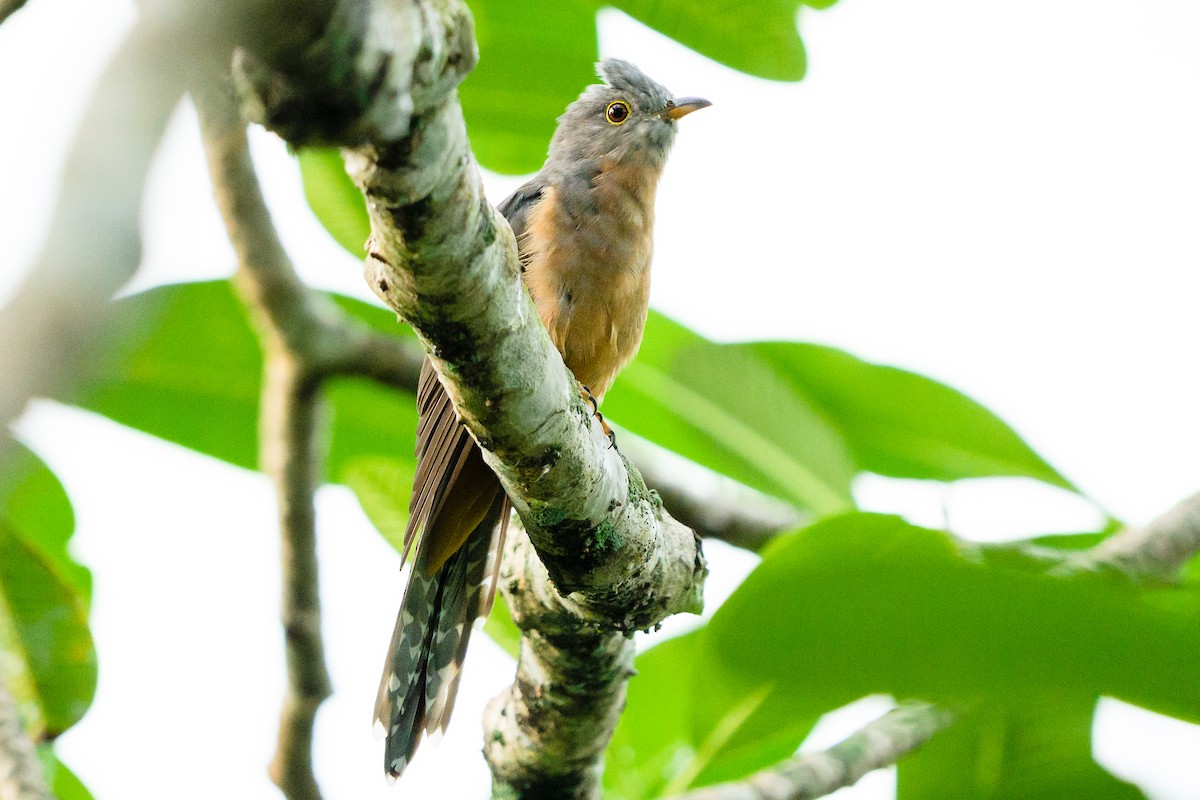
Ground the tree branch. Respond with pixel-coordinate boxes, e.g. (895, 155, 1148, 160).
(198, 78, 333, 800)
(668, 703, 956, 800)
(0, 676, 50, 800)
(483, 523, 636, 798)
(1061, 491, 1200, 582)
(0, 15, 186, 464)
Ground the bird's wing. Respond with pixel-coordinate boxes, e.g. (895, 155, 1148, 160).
(497, 175, 547, 267)
(375, 177, 546, 778)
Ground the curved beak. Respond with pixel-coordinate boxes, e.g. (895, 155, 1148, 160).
(663, 96, 712, 120)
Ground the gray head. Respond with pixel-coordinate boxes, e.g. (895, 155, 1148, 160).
(546, 59, 709, 174)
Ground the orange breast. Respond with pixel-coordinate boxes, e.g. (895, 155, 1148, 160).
(521, 162, 658, 401)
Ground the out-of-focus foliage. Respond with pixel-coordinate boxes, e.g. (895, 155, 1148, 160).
(0, 445, 95, 777)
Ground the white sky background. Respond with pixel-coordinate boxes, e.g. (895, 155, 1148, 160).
(2, 0, 1200, 798)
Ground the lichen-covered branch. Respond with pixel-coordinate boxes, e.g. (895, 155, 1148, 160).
(0, 676, 50, 800)
(668, 703, 956, 800)
(483, 524, 636, 798)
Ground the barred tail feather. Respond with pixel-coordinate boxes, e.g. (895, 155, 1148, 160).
(374, 496, 509, 779)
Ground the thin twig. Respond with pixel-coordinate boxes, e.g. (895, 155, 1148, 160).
(197, 79, 333, 800)
(261, 355, 329, 800)
(0, 676, 51, 800)
(1062, 491, 1200, 582)
(668, 703, 956, 800)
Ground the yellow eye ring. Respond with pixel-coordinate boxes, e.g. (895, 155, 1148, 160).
(606, 100, 631, 125)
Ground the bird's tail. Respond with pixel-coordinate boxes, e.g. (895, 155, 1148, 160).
(374, 495, 509, 780)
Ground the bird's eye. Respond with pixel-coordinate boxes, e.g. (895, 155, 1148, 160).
(606, 100, 631, 125)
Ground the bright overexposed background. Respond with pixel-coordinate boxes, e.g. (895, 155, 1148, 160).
(2, 0, 1199, 797)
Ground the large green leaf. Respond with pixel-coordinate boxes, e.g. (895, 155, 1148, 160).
(297, 148, 371, 255)
(747, 342, 1073, 489)
(704, 513, 1200, 723)
(461, 0, 597, 174)
(609, 0, 813, 81)
(38, 747, 97, 800)
(0, 446, 95, 738)
(73, 281, 418, 483)
(0, 445, 90, 604)
(605, 630, 817, 800)
(606, 315, 858, 515)
(898, 700, 1144, 800)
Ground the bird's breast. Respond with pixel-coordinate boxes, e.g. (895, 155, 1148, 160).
(521, 163, 659, 400)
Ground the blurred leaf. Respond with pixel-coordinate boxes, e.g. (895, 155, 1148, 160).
(297, 148, 371, 254)
(0, 444, 90, 604)
(705, 513, 1200, 724)
(607, 634, 702, 800)
(0, 528, 96, 737)
(342, 456, 414, 554)
(898, 700, 1144, 800)
(606, 315, 857, 515)
(482, 593, 521, 660)
(0, 446, 95, 737)
(75, 280, 418, 481)
(37, 747, 96, 800)
(77, 282, 262, 470)
(609, 0, 812, 81)
(746, 342, 1074, 489)
(605, 630, 816, 800)
(462, 0, 597, 174)
(71, 281, 420, 562)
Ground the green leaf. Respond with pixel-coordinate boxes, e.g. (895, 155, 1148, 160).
(705, 513, 1200, 723)
(77, 281, 263, 470)
(342, 456, 414, 554)
(482, 593, 521, 660)
(898, 700, 1144, 800)
(462, 0, 597, 175)
(606, 634, 702, 800)
(605, 631, 817, 800)
(0, 444, 90, 604)
(608, 0, 811, 81)
(0, 529, 96, 737)
(0, 447, 96, 737)
(38, 747, 97, 800)
(605, 314, 857, 515)
(297, 148, 371, 254)
(747, 342, 1074, 489)
(71, 281, 421, 562)
(75, 280, 418, 480)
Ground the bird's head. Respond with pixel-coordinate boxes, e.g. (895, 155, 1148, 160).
(547, 58, 710, 173)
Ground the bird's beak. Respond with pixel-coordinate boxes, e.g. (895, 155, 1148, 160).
(663, 97, 712, 120)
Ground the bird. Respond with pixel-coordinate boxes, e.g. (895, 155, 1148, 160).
(373, 58, 709, 781)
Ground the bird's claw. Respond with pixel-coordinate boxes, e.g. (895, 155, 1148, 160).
(579, 385, 599, 414)
(579, 384, 617, 448)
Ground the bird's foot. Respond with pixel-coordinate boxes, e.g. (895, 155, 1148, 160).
(579, 385, 617, 449)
